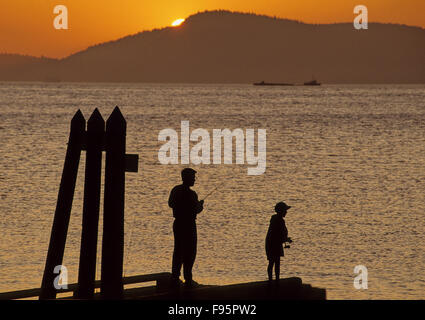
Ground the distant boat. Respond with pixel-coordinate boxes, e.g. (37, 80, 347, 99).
(253, 81, 293, 86)
(303, 79, 321, 86)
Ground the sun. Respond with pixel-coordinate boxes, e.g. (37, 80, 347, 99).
(171, 18, 185, 27)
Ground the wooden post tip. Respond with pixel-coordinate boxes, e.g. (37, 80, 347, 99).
(110, 107, 125, 119)
(88, 108, 105, 125)
(71, 110, 86, 123)
(106, 107, 126, 131)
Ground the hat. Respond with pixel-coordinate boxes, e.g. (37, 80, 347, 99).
(275, 201, 291, 213)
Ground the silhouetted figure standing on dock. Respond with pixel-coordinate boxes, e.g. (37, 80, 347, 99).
(265, 202, 292, 281)
(169, 168, 204, 287)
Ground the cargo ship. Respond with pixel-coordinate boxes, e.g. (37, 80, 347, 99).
(303, 79, 321, 86)
(253, 81, 294, 86)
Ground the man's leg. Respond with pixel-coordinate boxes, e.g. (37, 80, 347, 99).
(183, 223, 197, 284)
(171, 220, 183, 280)
(275, 258, 281, 280)
(267, 259, 274, 281)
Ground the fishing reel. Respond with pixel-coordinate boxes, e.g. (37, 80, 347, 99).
(284, 238, 293, 249)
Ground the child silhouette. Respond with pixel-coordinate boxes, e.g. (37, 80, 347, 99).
(265, 202, 292, 281)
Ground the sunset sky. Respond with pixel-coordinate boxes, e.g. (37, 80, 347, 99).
(1, 0, 424, 58)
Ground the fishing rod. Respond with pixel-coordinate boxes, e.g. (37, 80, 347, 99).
(202, 181, 226, 201)
(201, 164, 248, 202)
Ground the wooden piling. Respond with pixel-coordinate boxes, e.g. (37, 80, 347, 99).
(74, 109, 105, 299)
(101, 106, 126, 299)
(40, 110, 85, 300)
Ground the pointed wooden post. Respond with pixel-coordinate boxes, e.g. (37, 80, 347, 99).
(40, 110, 85, 300)
(101, 107, 126, 299)
(74, 109, 105, 299)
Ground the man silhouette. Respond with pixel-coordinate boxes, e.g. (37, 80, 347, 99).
(168, 168, 204, 287)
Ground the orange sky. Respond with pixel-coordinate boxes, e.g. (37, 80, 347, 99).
(1, 0, 424, 58)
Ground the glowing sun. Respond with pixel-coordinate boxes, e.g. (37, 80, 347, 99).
(171, 18, 185, 27)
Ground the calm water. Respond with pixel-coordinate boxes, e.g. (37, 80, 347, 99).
(0, 82, 424, 299)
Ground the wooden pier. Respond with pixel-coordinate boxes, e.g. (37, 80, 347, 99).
(0, 108, 326, 301)
(0, 273, 325, 300)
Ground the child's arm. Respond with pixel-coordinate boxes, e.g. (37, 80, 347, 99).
(282, 220, 292, 243)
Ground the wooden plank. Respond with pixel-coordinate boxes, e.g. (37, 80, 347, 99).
(1, 284, 77, 300)
(0, 275, 327, 301)
(75, 108, 105, 299)
(39, 110, 85, 300)
(125, 154, 139, 172)
(123, 273, 171, 284)
(0, 273, 172, 300)
(131, 277, 327, 300)
(101, 106, 127, 299)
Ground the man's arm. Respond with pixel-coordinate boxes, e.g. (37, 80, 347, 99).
(168, 187, 176, 208)
(196, 200, 204, 214)
(193, 192, 204, 214)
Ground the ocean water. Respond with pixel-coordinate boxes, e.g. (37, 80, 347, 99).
(0, 82, 424, 299)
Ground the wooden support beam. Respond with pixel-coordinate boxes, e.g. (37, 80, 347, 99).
(0, 273, 172, 300)
(39, 110, 85, 300)
(75, 108, 105, 299)
(101, 106, 126, 299)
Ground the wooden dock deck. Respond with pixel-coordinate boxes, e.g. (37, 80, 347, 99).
(125, 277, 326, 300)
(0, 273, 326, 300)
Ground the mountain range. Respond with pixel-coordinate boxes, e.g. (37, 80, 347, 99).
(1, 10, 424, 83)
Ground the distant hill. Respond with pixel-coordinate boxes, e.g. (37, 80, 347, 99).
(0, 54, 59, 81)
(1, 10, 424, 83)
